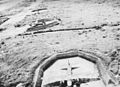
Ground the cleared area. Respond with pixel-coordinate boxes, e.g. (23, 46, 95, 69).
(42, 57, 104, 87)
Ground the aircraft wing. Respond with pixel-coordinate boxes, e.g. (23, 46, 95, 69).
(61, 67, 79, 70)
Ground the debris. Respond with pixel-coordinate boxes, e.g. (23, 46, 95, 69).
(16, 83, 25, 87)
(0, 28, 6, 32)
(0, 17, 9, 25)
(27, 18, 60, 32)
(32, 8, 47, 12)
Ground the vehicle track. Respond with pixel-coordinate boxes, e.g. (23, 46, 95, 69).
(18, 22, 120, 36)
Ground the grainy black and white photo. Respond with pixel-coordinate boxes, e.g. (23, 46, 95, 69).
(0, 0, 120, 87)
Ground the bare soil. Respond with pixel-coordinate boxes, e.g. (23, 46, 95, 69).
(0, 0, 120, 87)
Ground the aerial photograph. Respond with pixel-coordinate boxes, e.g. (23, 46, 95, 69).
(0, 0, 120, 87)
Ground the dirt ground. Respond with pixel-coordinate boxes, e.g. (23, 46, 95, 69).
(0, 0, 120, 87)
